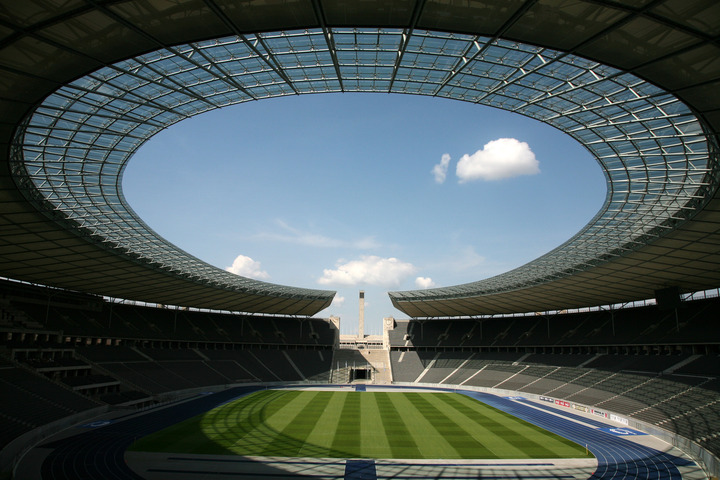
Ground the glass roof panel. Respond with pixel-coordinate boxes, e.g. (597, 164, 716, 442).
(10, 29, 715, 309)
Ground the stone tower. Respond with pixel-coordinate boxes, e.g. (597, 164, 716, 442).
(358, 290, 364, 339)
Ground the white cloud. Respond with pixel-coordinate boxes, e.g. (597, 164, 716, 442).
(331, 295, 345, 307)
(318, 255, 416, 287)
(432, 153, 451, 184)
(456, 138, 539, 182)
(225, 254, 270, 280)
(415, 276, 436, 289)
(254, 220, 379, 250)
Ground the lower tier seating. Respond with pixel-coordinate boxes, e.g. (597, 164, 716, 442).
(390, 350, 720, 456)
(0, 365, 102, 451)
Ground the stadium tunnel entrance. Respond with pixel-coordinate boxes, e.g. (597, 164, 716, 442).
(349, 367, 372, 383)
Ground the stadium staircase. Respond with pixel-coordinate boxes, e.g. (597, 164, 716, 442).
(663, 354, 702, 374)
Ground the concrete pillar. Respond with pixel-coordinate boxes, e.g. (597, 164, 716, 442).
(328, 316, 340, 349)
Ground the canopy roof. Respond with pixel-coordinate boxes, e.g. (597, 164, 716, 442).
(0, 0, 718, 318)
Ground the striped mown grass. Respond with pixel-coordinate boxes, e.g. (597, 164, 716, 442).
(129, 390, 591, 459)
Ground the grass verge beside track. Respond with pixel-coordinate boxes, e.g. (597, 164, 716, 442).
(129, 390, 592, 459)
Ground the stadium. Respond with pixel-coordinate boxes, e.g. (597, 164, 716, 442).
(0, 0, 719, 479)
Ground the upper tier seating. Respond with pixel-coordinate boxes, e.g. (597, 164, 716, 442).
(0, 279, 336, 348)
(389, 297, 720, 349)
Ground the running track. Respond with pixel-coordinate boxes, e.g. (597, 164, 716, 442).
(35, 385, 697, 479)
(466, 392, 694, 479)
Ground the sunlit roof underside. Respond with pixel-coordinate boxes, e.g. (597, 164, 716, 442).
(0, 0, 719, 317)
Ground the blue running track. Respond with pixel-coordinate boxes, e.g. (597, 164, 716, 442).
(464, 392, 694, 480)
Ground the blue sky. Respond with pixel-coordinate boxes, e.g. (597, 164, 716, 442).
(123, 93, 605, 335)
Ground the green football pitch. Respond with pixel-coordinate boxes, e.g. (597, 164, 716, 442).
(129, 389, 591, 459)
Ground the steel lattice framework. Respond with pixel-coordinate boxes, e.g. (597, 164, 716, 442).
(0, 1, 719, 317)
